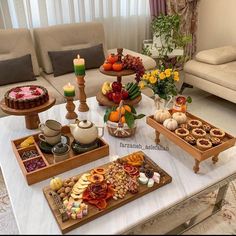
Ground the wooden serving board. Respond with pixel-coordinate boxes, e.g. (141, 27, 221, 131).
(146, 112, 236, 173)
(43, 151, 172, 234)
(12, 126, 109, 185)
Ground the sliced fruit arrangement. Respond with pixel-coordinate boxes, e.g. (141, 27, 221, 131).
(122, 152, 144, 166)
(104, 104, 145, 129)
(125, 82, 141, 100)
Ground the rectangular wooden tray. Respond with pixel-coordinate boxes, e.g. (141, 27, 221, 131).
(43, 151, 172, 234)
(147, 112, 236, 173)
(12, 126, 109, 185)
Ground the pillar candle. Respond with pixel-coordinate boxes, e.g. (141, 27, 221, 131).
(74, 58, 85, 76)
(63, 83, 75, 97)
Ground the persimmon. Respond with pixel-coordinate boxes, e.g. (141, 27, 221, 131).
(107, 53, 118, 64)
(124, 105, 132, 113)
(120, 116, 126, 124)
(109, 111, 119, 122)
(112, 62, 123, 71)
(103, 61, 112, 71)
(116, 106, 126, 115)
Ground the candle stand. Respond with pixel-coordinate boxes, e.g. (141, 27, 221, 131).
(65, 96, 78, 120)
(76, 75, 89, 112)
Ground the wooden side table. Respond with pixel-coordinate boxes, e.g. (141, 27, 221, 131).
(0, 97, 56, 130)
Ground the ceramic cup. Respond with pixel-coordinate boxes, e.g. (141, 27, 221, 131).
(38, 133, 61, 146)
(39, 120, 62, 136)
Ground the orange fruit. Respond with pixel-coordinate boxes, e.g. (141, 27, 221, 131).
(120, 116, 126, 124)
(124, 105, 131, 113)
(116, 106, 126, 115)
(109, 111, 119, 122)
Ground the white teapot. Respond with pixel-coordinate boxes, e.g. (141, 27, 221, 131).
(69, 119, 104, 144)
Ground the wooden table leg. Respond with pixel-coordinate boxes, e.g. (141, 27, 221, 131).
(212, 155, 219, 164)
(25, 113, 40, 130)
(193, 160, 200, 174)
(155, 131, 160, 144)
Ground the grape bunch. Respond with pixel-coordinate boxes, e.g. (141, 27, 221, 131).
(122, 55, 145, 82)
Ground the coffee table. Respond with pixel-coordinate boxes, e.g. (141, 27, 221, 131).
(0, 95, 236, 234)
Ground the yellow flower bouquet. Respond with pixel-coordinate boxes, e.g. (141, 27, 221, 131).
(139, 68, 180, 100)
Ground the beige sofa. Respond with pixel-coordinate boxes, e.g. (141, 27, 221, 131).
(184, 46, 236, 103)
(0, 22, 156, 117)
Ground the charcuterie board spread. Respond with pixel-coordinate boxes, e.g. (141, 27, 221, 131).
(43, 151, 172, 234)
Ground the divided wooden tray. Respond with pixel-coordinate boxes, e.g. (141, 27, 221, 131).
(43, 151, 172, 234)
(12, 126, 109, 185)
(147, 112, 236, 173)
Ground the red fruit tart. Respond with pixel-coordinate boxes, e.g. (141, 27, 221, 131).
(188, 119, 202, 129)
(196, 138, 212, 151)
(175, 128, 190, 138)
(4, 85, 49, 110)
(192, 128, 206, 139)
(210, 128, 225, 139)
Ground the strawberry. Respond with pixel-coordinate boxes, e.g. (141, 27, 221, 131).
(15, 93, 24, 99)
(31, 90, 41, 96)
(13, 88, 22, 93)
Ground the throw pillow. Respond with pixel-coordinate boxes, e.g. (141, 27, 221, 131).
(0, 54, 36, 86)
(48, 44, 105, 77)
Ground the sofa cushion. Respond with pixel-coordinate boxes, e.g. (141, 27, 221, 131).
(48, 44, 105, 77)
(0, 28, 40, 76)
(34, 22, 107, 74)
(0, 76, 64, 117)
(184, 60, 236, 91)
(0, 54, 36, 86)
(196, 46, 236, 65)
(108, 48, 156, 70)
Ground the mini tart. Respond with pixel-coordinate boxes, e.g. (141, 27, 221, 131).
(202, 124, 212, 133)
(192, 128, 206, 139)
(210, 128, 225, 139)
(210, 137, 222, 146)
(184, 135, 196, 145)
(188, 119, 202, 129)
(196, 138, 212, 151)
(175, 128, 190, 138)
(179, 123, 189, 130)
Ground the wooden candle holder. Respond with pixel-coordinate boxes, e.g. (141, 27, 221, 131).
(76, 75, 89, 112)
(65, 96, 78, 120)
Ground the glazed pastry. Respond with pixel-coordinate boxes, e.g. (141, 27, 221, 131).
(188, 119, 202, 129)
(179, 123, 189, 130)
(202, 124, 211, 133)
(196, 138, 212, 151)
(192, 128, 206, 139)
(184, 135, 196, 145)
(175, 128, 190, 138)
(210, 137, 222, 146)
(210, 128, 225, 139)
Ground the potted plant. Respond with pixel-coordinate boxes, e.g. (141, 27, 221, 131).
(144, 14, 192, 69)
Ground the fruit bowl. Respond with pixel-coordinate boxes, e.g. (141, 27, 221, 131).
(106, 120, 137, 138)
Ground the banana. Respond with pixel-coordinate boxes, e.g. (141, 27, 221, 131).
(102, 82, 112, 95)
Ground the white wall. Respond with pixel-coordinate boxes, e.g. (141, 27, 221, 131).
(197, 0, 236, 52)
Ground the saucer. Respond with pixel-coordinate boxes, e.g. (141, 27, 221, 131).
(71, 139, 100, 154)
(38, 135, 70, 154)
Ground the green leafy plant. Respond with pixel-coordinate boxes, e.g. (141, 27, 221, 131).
(148, 14, 192, 68)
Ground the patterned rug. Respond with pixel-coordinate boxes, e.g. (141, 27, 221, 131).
(0, 170, 236, 235)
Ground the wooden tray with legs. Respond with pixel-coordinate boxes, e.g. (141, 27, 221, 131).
(11, 126, 109, 185)
(146, 113, 236, 173)
(43, 151, 172, 234)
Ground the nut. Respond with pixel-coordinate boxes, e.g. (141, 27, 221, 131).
(59, 193, 66, 199)
(65, 187, 71, 193)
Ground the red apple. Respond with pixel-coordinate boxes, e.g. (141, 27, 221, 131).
(121, 90, 129, 100)
(112, 81, 122, 93)
(112, 92, 122, 104)
(106, 91, 113, 101)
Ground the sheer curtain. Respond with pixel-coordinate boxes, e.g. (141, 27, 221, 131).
(0, 0, 151, 52)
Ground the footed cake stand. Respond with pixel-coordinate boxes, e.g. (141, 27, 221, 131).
(0, 97, 56, 130)
(96, 65, 142, 107)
